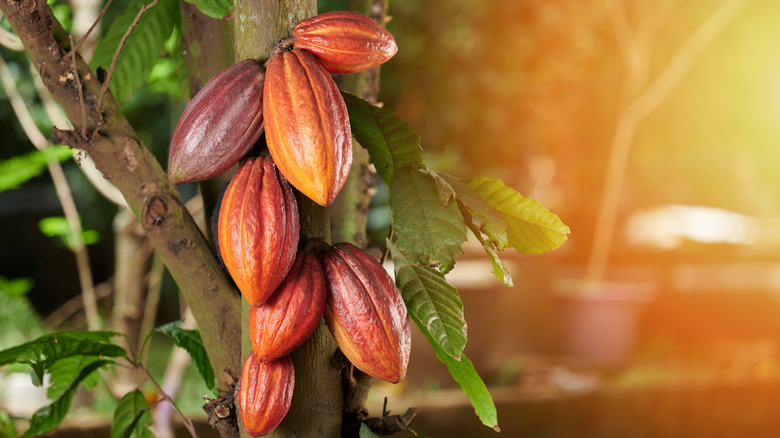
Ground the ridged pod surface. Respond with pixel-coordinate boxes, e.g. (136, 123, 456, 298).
(293, 11, 397, 75)
(168, 59, 265, 184)
(321, 242, 411, 383)
(249, 249, 327, 362)
(263, 49, 352, 207)
(238, 353, 294, 437)
(218, 157, 299, 306)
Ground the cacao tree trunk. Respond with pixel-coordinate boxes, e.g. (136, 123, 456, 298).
(233, 1, 343, 436)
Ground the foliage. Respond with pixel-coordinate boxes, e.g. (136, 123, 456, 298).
(0, 145, 72, 194)
(90, 0, 181, 103)
(0, 277, 46, 351)
(346, 92, 569, 427)
(110, 390, 153, 438)
(39, 216, 100, 249)
(183, 0, 232, 19)
(147, 320, 216, 391)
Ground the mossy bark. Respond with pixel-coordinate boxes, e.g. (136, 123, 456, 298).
(233, 1, 344, 436)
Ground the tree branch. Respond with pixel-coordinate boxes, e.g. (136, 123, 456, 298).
(584, 0, 755, 286)
(0, 0, 241, 385)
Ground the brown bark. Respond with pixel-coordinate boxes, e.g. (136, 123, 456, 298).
(0, 0, 241, 387)
(232, 1, 345, 436)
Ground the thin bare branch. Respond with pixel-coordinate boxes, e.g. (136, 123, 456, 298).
(43, 281, 113, 327)
(138, 361, 200, 438)
(0, 52, 101, 330)
(604, 0, 638, 72)
(0, 17, 23, 51)
(69, 34, 88, 138)
(631, 0, 754, 119)
(96, 0, 159, 118)
(585, 0, 755, 286)
(65, 0, 115, 60)
(30, 64, 128, 206)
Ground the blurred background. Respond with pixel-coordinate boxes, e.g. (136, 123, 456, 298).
(3, 0, 780, 436)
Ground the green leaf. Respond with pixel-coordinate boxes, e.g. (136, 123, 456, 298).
(342, 92, 424, 184)
(23, 359, 113, 437)
(389, 167, 467, 273)
(39, 216, 100, 250)
(359, 423, 382, 438)
(0, 145, 72, 194)
(0, 332, 126, 386)
(90, 0, 180, 103)
(413, 317, 499, 432)
(151, 321, 215, 390)
(436, 172, 508, 249)
(47, 355, 104, 400)
(183, 0, 232, 19)
(0, 277, 46, 352)
(111, 390, 153, 438)
(468, 177, 570, 253)
(390, 242, 467, 359)
(0, 276, 34, 298)
(459, 206, 513, 287)
(0, 410, 14, 438)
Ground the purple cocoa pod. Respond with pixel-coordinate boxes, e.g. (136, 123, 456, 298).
(168, 59, 265, 184)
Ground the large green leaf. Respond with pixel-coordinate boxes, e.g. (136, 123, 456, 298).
(90, 0, 180, 103)
(413, 315, 499, 431)
(23, 359, 112, 437)
(151, 321, 215, 390)
(391, 242, 467, 359)
(389, 167, 466, 273)
(0, 332, 126, 386)
(47, 355, 103, 400)
(460, 206, 513, 287)
(468, 177, 570, 253)
(436, 172, 508, 249)
(111, 390, 153, 438)
(0, 277, 46, 352)
(183, 0, 232, 19)
(342, 92, 424, 184)
(0, 145, 72, 194)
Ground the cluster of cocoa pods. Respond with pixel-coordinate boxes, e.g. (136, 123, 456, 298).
(168, 10, 397, 207)
(166, 10, 405, 437)
(220, 157, 410, 436)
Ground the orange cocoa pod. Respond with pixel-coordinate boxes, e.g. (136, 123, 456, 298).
(249, 249, 327, 362)
(321, 242, 411, 383)
(263, 49, 352, 207)
(218, 157, 299, 306)
(238, 353, 294, 437)
(168, 59, 265, 184)
(293, 11, 397, 75)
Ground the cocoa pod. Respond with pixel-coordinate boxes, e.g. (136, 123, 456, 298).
(293, 11, 397, 75)
(168, 59, 265, 184)
(321, 242, 411, 383)
(238, 353, 294, 437)
(263, 48, 352, 207)
(249, 249, 327, 362)
(217, 157, 299, 306)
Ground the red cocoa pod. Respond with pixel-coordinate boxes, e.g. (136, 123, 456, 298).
(321, 242, 411, 383)
(263, 49, 352, 207)
(238, 353, 294, 437)
(293, 11, 397, 75)
(168, 59, 265, 184)
(218, 157, 299, 306)
(249, 249, 327, 362)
